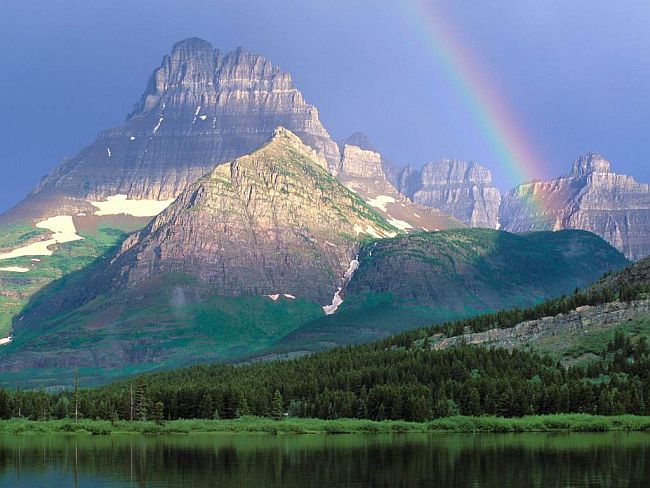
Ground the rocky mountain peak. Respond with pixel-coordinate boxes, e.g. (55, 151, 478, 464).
(569, 153, 611, 178)
(342, 132, 376, 152)
(7, 38, 341, 217)
(500, 153, 649, 260)
(108, 128, 395, 303)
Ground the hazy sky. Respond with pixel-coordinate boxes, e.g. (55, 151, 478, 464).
(1, 0, 649, 211)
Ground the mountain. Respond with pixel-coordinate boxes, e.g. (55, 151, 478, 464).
(387, 159, 501, 228)
(500, 153, 650, 260)
(3, 38, 340, 222)
(335, 134, 462, 232)
(0, 129, 398, 385)
(0, 41, 461, 338)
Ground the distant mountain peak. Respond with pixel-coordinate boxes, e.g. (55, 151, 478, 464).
(342, 132, 376, 152)
(569, 153, 611, 178)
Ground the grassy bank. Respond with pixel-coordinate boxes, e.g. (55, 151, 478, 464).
(2, 415, 650, 435)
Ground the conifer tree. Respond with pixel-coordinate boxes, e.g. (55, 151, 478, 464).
(271, 390, 284, 420)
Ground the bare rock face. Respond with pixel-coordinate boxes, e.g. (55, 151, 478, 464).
(500, 153, 650, 260)
(336, 135, 463, 232)
(431, 299, 650, 351)
(388, 159, 501, 229)
(4, 38, 340, 220)
(108, 128, 396, 305)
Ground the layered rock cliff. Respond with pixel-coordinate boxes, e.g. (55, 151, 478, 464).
(336, 135, 462, 232)
(500, 153, 650, 260)
(388, 159, 501, 229)
(4, 38, 340, 220)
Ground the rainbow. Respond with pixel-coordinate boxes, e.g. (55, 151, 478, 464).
(398, 0, 546, 191)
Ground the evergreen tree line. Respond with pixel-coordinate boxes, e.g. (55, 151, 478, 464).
(1, 331, 648, 422)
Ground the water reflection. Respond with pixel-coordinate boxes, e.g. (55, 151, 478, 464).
(0, 432, 648, 487)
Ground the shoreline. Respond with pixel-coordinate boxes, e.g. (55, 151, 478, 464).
(1, 414, 650, 435)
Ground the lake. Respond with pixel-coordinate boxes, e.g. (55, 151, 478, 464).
(0, 432, 648, 487)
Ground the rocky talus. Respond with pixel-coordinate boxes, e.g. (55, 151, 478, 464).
(431, 299, 650, 351)
(500, 153, 650, 260)
(388, 159, 501, 228)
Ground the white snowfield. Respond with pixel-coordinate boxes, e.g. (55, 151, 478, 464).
(0, 215, 83, 261)
(388, 217, 413, 231)
(0, 266, 30, 273)
(89, 194, 175, 217)
(0, 336, 11, 346)
(323, 258, 359, 315)
(366, 195, 395, 212)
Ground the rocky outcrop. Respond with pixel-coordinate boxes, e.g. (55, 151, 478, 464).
(431, 299, 650, 351)
(4, 38, 340, 220)
(500, 153, 650, 260)
(336, 135, 462, 232)
(388, 159, 501, 229)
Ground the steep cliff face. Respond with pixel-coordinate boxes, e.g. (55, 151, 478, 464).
(388, 159, 501, 229)
(500, 153, 650, 260)
(336, 135, 462, 232)
(4, 38, 340, 220)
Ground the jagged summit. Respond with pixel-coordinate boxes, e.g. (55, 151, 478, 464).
(341, 132, 376, 152)
(569, 153, 611, 178)
(4, 38, 340, 221)
(500, 153, 650, 260)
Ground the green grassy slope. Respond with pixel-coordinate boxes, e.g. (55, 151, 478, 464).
(0, 228, 627, 388)
(272, 228, 629, 353)
(0, 218, 146, 337)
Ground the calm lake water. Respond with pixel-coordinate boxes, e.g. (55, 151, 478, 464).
(0, 432, 648, 487)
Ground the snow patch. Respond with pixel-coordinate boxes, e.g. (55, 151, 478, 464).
(266, 294, 280, 301)
(30, 258, 41, 262)
(193, 105, 202, 124)
(0, 266, 30, 273)
(283, 294, 296, 299)
(89, 194, 175, 217)
(130, 136, 136, 141)
(106, 148, 111, 157)
(153, 117, 163, 133)
(0, 336, 12, 346)
(366, 195, 395, 212)
(0, 215, 83, 261)
(323, 257, 359, 315)
(387, 218, 413, 231)
(199, 115, 208, 121)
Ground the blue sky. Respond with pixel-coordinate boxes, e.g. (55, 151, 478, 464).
(1, 0, 649, 211)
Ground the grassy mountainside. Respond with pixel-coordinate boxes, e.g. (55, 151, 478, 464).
(0, 217, 146, 337)
(419, 256, 650, 365)
(272, 228, 628, 352)
(0, 228, 627, 388)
